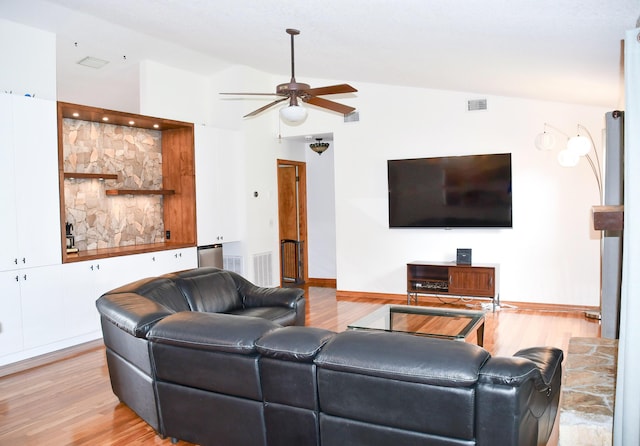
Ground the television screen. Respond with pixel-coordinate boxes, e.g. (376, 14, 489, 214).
(388, 153, 512, 228)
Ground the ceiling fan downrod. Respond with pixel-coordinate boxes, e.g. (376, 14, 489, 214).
(286, 28, 299, 83)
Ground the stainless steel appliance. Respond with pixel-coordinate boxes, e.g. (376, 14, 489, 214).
(197, 244, 223, 268)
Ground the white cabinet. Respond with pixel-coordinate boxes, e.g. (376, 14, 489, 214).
(0, 94, 60, 271)
(20, 265, 67, 349)
(195, 125, 244, 245)
(0, 248, 198, 366)
(0, 265, 65, 361)
(60, 260, 111, 340)
(58, 248, 197, 341)
(145, 247, 198, 275)
(0, 271, 24, 357)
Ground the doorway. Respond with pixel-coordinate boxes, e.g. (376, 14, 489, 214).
(277, 159, 308, 285)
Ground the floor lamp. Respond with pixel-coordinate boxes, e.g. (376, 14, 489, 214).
(535, 123, 604, 320)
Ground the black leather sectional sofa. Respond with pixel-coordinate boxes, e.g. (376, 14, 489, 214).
(96, 267, 563, 446)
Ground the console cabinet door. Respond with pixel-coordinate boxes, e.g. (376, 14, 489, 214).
(449, 267, 496, 297)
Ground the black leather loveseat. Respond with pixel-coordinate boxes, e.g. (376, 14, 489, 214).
(97, 267, 563, 446)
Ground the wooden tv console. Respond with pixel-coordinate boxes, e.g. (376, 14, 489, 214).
(407, 261, 500, 311)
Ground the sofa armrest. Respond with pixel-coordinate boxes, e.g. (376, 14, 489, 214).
(478, 347, 563, 392)
(233, 272, 305, 309)
(96, 292, 175, 338)
(514, 346, 564, 391)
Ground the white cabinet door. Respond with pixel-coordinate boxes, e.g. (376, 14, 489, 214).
(195, 126, 244, 245)
(0, 270, 24, 357)
(150, 248, 198, 276)
(11, 96, 60, 269)
(0, 95, 20, 271)
(214, 129, 243, 243)
(61, 261, 106, 339)
(60, 257, 143, 342)
(19, 265, 67, 349)
(0, 95, 60, 272)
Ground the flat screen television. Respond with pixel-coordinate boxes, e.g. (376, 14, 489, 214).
(387, 153, 512, 228)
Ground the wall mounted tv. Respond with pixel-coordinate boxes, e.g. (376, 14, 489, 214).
(387, 153, 513, 228)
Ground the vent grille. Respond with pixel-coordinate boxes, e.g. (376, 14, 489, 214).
(344, 111, 360, 122)
(467, 99, 487, 111)
(223, 255, 243, 274)
(253, 252, 273, 287)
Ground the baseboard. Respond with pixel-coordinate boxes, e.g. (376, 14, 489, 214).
(0, 338, 104, 378)
(306, 278, 337, 288)
(336, 289, 599, 313)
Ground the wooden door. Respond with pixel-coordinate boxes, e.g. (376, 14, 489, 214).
(277, 160, 308, 285)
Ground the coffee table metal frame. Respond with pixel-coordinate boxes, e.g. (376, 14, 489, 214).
(347, 305, 486, 347)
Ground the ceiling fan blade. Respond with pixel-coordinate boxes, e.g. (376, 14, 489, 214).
(243, 97, 289, 118)
(304, 96, 356, 116)
(220, 92, 283, 96)
(305, 84, 358, 96)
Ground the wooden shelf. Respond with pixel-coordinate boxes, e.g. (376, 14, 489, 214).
(592, 205, 624, 231)
(64, 172, 118, 180)
(105, 189, 175, 196)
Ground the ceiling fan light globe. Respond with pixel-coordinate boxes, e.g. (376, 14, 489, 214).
(280, 105, 308, 124)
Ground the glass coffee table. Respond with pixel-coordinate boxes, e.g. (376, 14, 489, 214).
(347, 305, 486, 347)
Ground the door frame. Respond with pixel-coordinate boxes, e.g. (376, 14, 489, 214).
(277, 159, 308, 285)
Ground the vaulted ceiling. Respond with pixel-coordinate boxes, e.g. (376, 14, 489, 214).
(2, 0, 637, 107)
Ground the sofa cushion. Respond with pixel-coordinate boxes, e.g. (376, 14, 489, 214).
(173, 268, 243, 313)
(315, 330, 490, 387)
(147, 311, 280, 354)
(228, 306, 299, 326)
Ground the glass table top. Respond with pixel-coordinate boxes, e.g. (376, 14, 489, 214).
(347, 305, 485, 341)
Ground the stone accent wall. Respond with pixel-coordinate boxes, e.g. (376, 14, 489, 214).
(62, 119, 165, 251)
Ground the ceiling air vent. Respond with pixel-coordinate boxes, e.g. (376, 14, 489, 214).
(77, 56, 109, 69)
(344, 111, 360, 123)
(467, 99, 487, 111)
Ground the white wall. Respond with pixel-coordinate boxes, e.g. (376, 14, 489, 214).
(306, 140, 337, 279)
(281, 79, 609, 306)
(11, 10, 609, 305)
(139, 60, 210, 124)
(0, 19, 56, 100)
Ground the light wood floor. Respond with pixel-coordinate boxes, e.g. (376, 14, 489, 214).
(0, 287, 600, 445)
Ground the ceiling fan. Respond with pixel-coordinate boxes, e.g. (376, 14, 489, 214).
(220, 28, 357, 123)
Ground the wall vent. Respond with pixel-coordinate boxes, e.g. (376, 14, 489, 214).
(344, 111, 360, 122)
(253, 251, 273, 287)
(467, 99, 488, 111)
(223, 255, 243, 274)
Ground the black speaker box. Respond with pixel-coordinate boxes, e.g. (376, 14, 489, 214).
(456, 248, 472, 265)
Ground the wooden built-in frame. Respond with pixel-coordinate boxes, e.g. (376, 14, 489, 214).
(57, 102, 197, 263)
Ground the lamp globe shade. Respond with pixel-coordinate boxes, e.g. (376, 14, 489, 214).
(567, 135, 591, 156)
(558, 149, 580, 167)
(535, 132, 556, 151)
